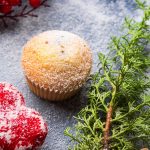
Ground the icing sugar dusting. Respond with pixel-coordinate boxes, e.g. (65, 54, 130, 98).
(0, 0, 141, 149)
(0, 83, 48, 150)
(22, 30, 92, 95)
(15, 143, 32, 150)
(0, 82, 25, 111)
(0, 128, 12, 144)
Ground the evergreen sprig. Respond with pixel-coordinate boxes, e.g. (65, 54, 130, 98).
(64, 0, 150, 149)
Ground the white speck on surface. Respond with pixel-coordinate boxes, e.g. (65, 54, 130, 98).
(0, 0, 142, 149)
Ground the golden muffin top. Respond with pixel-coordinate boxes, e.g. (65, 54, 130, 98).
(22, 30, 92, 93)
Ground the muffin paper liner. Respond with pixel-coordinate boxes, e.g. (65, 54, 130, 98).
(26, 76, 79, 101)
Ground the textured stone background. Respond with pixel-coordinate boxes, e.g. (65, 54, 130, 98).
(0, 0, 143, 149)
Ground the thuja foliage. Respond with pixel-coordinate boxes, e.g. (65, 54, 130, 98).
(64, 0, 150, 149)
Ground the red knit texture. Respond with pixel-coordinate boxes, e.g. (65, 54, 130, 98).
(0, 82, 48, 150)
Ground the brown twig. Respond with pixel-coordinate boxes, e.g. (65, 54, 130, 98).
(103, 105, 113, 150)
(0, 0, 49, 27)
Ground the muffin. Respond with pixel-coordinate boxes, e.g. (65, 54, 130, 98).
(21, 30, 92, 101)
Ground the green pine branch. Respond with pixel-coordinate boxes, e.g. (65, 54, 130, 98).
(64, 0, 150, 149)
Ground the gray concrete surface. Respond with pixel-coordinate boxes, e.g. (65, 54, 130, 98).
(0, 0, 141, 149)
